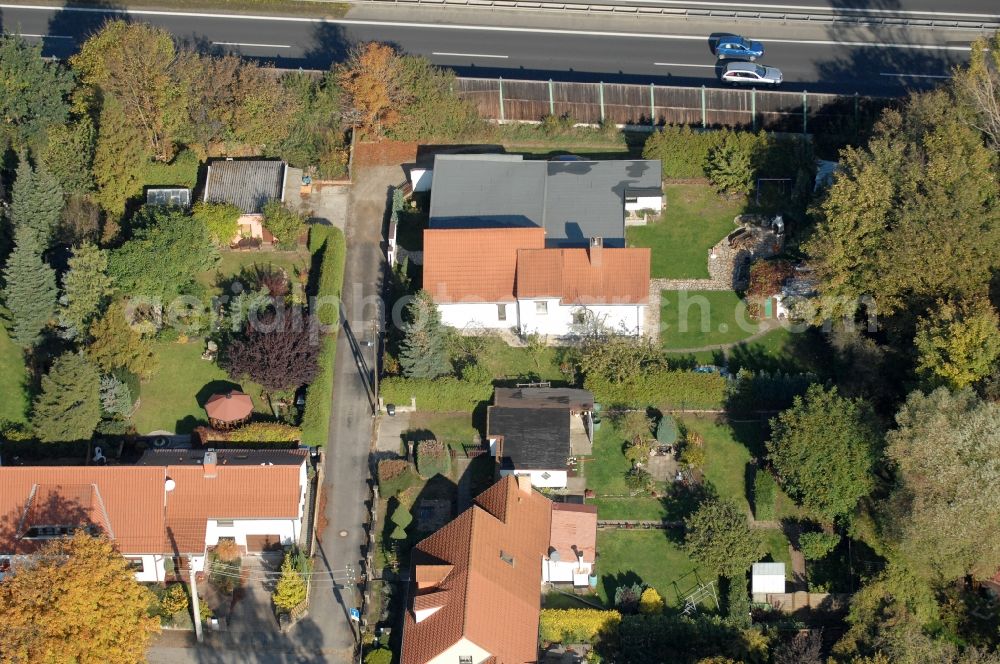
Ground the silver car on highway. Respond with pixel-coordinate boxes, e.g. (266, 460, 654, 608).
(720, 61, 783, 87)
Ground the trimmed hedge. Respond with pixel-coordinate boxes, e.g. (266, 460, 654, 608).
(379, 376, 492, 412)
(228, 422, 301, 443)
(539, 608, 622, 645)
(586, 371, 726, 410)
(377, 458, 418, 497)
(753, 469, 777, 521)
(642, 125, 724, 179)
(301, 226, 347, 446)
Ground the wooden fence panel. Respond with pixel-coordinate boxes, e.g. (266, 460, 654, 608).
(451, 78, 892, 133)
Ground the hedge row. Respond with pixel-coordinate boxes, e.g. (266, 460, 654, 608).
(753, 469, 777, 521)
(301, 226, 347, 446)
(379, 376, 492, 412)
(539, 609, 622, 645)
(586, 371, 727, 410)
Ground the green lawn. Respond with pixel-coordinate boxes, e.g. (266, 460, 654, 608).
(405, 412, 480, 453)
(198, 250, 310, 295)
(132, 341, 269, 434)
(683, 416, 757, 515)
(627, 185, 743, 279)
(0, 327, 29, 423)
(586, 419, 667, 520)
(760, 528, 793, 577)
(467, 337, 567, 383)
(596, 531, 703, 608)
(660, 290, 765, 350)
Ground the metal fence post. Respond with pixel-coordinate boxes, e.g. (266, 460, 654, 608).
(701, 85, 707, 128)
(751, 88, 756, 131)
(599, 81, 605, 122)
(649, 83, 655, 126)
(548, 79, 554, 116)
(498, 77, 505, 122)
(802, 90, 808, 134)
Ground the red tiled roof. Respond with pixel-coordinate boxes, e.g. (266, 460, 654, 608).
(401, 476, 552, 664)
(423, 228, 545, 303)
(549, 503, 597, 563)
(0, 454, 306, 557)
(164, 464, 304, 554)
(516, 246, 650, 305)
(0, 467, 167, 555)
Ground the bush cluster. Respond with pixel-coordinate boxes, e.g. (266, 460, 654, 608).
(416, 439, 451, 478)
(538, 608, 622, 644)
(379, 376, 493, 412)
(301, 226, 347, 446)
(377, 459, 418, 497)
(752, 469, 777, 521)
(725, 369, 818, 414)
(586, 371, 727, 410)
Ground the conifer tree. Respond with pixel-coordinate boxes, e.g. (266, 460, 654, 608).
(2, 231, 57, 348)
(10, 158, 64, 249)
(399, 290, 451, 379)
(32, 352, 101, 442)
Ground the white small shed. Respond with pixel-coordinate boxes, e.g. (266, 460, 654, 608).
(751, 562, 786, 599)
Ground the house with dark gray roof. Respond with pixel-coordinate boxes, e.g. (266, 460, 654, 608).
(203, 159, 291, 245)
(426, 154, 662, 247)
(487, 387, 595, 489)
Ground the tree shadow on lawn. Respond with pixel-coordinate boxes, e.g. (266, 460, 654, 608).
(600, 570, 645, 609)
(659, 481, 718, 543)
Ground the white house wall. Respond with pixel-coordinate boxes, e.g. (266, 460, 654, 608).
(625, 195, 663, 212)
(205, 518, 300, 549)
(517, 300, 644, 337)
(131, 554, 167, 583)
(437, 302, 516, 331)
(425, 637, 493, 664)
(542, 559, 593, 584)
(498, 468, 567, 489)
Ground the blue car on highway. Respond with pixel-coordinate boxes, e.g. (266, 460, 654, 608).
(715, 35, 765, 61)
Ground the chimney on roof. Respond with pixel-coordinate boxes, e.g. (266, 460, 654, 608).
(516, 474, 532, 495)
(203, 449, 218, 478)
(589, 236, 603, 268)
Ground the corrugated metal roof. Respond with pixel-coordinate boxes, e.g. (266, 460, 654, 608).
(428, 154, 662, 247)
(752, 562, 786, 576)
(204, 159, 285, 214)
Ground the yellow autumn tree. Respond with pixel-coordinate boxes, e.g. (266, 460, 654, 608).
(335, 42, 412, 138)
(272, 552, 308, 613)
(639, 587, 665, 615)
(0, 532, 160, 664)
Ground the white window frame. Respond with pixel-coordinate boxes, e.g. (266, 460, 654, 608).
(497, 303, 507, 321)
(535, 301, 548, 315)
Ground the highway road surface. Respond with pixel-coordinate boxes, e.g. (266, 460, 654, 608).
(0, 2, 982, 94)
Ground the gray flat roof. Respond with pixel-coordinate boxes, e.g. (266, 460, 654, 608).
(204, 160, 285, 214)
(429, 154, 661, 247)
(493, 387, 594, 411)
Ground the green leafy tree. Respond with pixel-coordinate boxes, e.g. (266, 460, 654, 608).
(272, 552, 308, 612)
(222, 309, 319, 394)
(390, 55, 482, 141)
(279, 71, 347, 178)
(10, 158, 64, 249)
(952, 32, 1000, 151)
(108, 207, 215, 301)
(60, 242, 114, 337)
(40, 118, 96, 194)
(32, 352, 101, 442)
(91, 97, 149, 219)
(229, 61, 299, 152)
(261, 201, 305, 249)
(192, 202, 241, 246)
(2, 232, 57, 348)
(0, 34, 74, 150)
(364, 648, 393, 664)
(767, 385, 880, 522)
(577, 334, 668, 384)
(914, 297, 1000, 390)
(86, 301, 157, 378)
(684, 498, 765, 579)
(882, 388, 1000, 583)
(399, 290, 451, 379)
(804, 91, 1000, 321)
(798, 532, 841, 560)
(71, 21, 187, 162)
(614, 582, 644, 614)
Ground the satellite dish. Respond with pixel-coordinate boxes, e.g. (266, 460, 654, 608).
(153, 437, 168, 448)
(164, 478, 176, 492)
(549, 550, 561, 563)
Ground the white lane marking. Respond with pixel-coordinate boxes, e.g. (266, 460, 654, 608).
(213, 41, 291, 48)
(879, 71, 952, 78)
(7, 32, 73, 39)
(433, 51, 509, 58)
(0, 4, 975, 51)
(607, 0, 999, 19)
(654, 62, 717, 67)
